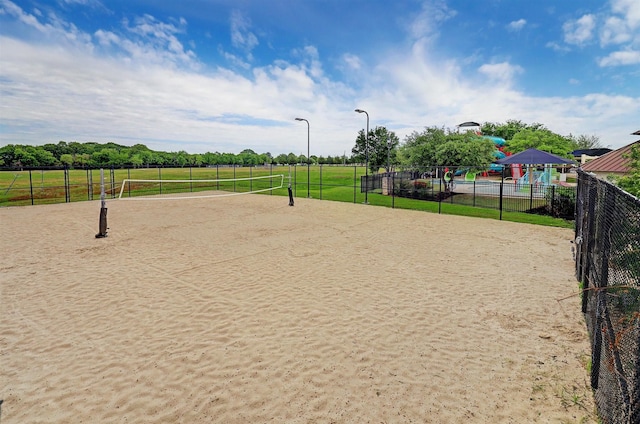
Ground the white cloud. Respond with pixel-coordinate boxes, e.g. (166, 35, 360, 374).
(478, 62, 524, 84)
(507, 19, 526, 32)
(123, 14, 195, 65)
(553, 0, 640, 69)
(408, 0, 456, 42)
(230, 10, 258, 56)
(600, 16, 632, 46)
(598, 49, 640, 66)
(341, 53, 362, 71)
(563, 14, 596, 45)
(0, 0, 93, 48)
(610, 0, 640, 29)
(545, 41, 570, 52)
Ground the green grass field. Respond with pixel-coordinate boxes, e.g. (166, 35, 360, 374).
(0, 166, 573, 228)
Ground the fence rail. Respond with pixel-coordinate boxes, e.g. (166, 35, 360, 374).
(0, 165, 575, 220)
(574, 169, 640, 424)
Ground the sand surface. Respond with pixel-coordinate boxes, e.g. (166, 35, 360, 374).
(1, 194, 596, 423)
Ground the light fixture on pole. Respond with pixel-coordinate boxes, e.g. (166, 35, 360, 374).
(294, 117, 310, 198)
(354, 108, 369, 204)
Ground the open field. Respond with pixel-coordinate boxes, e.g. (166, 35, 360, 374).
(0, 193, 596, 422)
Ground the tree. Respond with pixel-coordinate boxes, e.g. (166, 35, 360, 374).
(352, 126, 400, 173)
(569, 134, 602, 150)
(0, 144, 17, 166)
(33, 148, 59, 166)
(507, 128, 574, 157)
(397, 127, 448, 169)
(274, 153, 289, 165)
(60, 154, 74, 167)
(130, 154, 143, 168)
(398, 127, 498, 169)
(286, 153, 298, 165)
(481, 120, 545, 141)
(615, 144, 640, 197)
(434, 133, 496, 168)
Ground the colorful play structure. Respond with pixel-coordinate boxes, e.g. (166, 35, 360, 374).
(489, 143, 564, 190)
(456, 122, 572, 190)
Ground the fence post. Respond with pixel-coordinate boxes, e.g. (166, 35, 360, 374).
(65, 167, 71, 202)
(158, 167, 162, 195)
(582, 177, 598, 314)
(86, 168, 91, 201)
(550, 185, 556, 216)
(438, 166, 442, 215)
(529, 184, 533, 210)
(29, 169, 34, 205)
(499, 167, 504, 220)
(392, 171, 395, 209)
(110, 168, 115, 199)
(353, 166, 356, 203)
(320, 164, 323, 200)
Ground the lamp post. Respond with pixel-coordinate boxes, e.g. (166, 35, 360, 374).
(294, 117, 310, 198)
(354, 108, 369, 204)
(387, 133, 391, 173)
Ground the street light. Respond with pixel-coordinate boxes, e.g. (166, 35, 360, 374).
(387, 133, 391, 173)
(354, 108, 369, 204)
(294, 117, 310, 198)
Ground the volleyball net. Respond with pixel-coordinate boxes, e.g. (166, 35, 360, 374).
(116, 174, 285, 200)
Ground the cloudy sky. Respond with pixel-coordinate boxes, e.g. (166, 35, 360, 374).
(1, 0, 639, 156)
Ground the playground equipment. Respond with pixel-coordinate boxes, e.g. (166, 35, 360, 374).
(484, 136, 507, 173)
(515, 164, 559, 190)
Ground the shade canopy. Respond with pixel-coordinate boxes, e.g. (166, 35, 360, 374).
(458, 121, 480, 128)
(496, 148, 574, 165)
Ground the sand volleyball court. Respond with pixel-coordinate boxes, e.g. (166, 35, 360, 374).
(1, 194, 596, 423)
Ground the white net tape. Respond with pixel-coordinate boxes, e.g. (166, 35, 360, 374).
(117, 174, 284, 200)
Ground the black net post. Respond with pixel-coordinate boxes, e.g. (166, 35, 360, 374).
(95, 168, 108, 238)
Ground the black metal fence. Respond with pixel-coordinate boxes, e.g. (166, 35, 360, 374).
(574, 169, 640, 424)
(0, 165, 576, 220)
(371, 167, 576, 219)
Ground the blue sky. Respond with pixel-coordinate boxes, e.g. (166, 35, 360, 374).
(1, 0, 639, 156)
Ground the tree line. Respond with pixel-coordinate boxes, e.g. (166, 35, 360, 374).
(0, 142, 351, 169)
(0, 119, 602, 171)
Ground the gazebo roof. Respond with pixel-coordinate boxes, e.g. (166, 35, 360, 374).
(496, 148, 574, 165)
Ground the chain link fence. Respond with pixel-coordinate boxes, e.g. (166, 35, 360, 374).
(574, 169, 640, 424)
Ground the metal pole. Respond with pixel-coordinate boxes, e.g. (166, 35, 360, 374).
(295, 117, 310, 198)
(29, 169, 34, 205)
(355, 109, 369, 204)
(387, 134, 391, 173)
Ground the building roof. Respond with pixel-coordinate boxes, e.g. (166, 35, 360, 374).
(581, 140, 639, 173)
(572, 148, 612, 157)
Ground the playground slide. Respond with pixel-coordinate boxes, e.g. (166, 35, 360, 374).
(485, 136, 507, 173)
(511, 164, 522, 179)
